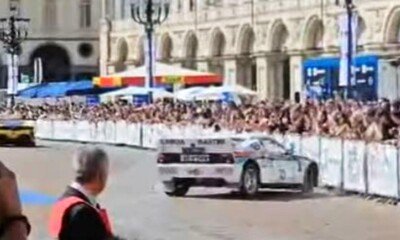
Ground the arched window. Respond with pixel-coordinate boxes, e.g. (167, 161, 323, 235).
(80, 0, 91, 28)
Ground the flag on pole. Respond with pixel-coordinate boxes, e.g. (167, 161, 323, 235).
(339, 11, 358, 87)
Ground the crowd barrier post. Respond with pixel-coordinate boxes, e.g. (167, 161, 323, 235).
(397, 146, 400, 199)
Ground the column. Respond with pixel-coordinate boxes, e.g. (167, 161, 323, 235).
(101, 0, 106, 18)
(290, 55, 303, 101)
(99, 19, 110, 76)
(224, 59, 237, 86)
(256, 56, 268, 99)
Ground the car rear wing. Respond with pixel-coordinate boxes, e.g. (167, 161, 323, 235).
(158, 138, 234, 154)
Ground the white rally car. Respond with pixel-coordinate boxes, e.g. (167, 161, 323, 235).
(157, 134, 319, 197)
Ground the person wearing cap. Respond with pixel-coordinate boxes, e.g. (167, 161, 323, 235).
(48, 147, 122, 240)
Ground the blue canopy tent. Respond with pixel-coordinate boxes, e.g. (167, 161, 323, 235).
(17, 84, 41, 98)
(17, 80, 95, 98)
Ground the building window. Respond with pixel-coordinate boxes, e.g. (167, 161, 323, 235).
(189, 0, 195, 11)
(80, 0, 91, 28)
(120, 0, 126, 19)
(44, 0, 57, 30)
(177, 0, 182, 12)
(9, 0, 20, 13)
(106, 0, 115, 20)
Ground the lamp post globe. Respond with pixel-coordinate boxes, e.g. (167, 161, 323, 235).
(130, 0, 170, 104)
(0, 4, 29, 108)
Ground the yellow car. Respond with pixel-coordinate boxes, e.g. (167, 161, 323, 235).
(0, 120, 36, 147)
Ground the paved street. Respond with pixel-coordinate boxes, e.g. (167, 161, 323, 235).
(2, 141, 400, 240)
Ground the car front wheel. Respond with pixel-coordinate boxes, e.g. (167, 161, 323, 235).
(302, 168, 315, 194)
(240, 163, 260, 197)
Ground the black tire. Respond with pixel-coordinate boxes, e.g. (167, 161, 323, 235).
(240, 163, 260, 197)
(302, 168, 315, 194)
(16, 135, 35, 147)
(165, 182, 190, 197)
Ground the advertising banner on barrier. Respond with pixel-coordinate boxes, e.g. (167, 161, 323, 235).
(320, 137, 343, 187)
(367, 143, 398, 198)
(343, 140, 366, 193)
(300, 135, 320, 165)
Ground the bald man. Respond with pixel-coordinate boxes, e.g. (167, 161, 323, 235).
(49, 147, 123, 240)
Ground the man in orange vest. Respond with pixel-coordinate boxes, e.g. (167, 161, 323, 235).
(49, 147, 122, 240)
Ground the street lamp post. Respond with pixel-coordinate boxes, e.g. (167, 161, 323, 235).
(0, 4, 29, 107)
(131, 0, 170, 103)
(345, 0, 355, 99)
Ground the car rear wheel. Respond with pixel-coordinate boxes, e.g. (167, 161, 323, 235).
(240, 163, 260, 197)
(302, 168, 315, 194)
(164, 181, 190, 197)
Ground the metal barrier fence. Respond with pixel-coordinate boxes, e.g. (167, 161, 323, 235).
(35, 120, 400, 199)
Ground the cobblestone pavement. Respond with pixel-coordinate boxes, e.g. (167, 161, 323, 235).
(2, 141, 400, 240)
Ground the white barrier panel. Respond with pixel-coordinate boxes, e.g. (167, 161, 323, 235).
(320, 137, 343, 187)
(126, 123, 141, 146)
(104, 121, 116, 144)
(300, 135, 320, 164)
(75, 121, 91, 142)
(94, 122, 107, 143)
(283, 134, 302, 155)
(89, 122, 97, 142)
(367, 143, 399, 198)
(115, 121, 129, 144)
(144, 124, 155, 148)
(343, 140, 366, 193)
(53, 121, 75, 141)
(35, 120, 53, 139)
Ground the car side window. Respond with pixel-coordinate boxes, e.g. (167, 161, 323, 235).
(261, 139, 286, 155)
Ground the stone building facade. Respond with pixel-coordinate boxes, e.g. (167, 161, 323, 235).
(100, 0, 400, 100)
(0, 0, 101, 86)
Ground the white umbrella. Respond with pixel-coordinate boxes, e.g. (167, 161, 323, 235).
(194, 85, 257, 101)
(100, 86, 173, 102)
(174, 87, 206, 101)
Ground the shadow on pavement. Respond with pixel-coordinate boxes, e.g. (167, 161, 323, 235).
(184, 190, 332, 202)
(0, 144, 49, 149)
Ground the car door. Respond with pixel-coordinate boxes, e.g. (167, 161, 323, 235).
(260, 138, 302, 184)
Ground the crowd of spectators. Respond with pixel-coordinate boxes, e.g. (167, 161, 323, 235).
(1, 98, 400, 143)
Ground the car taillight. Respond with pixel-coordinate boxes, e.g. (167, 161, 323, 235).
(222, 154, 234, 164)
(234, 151, 251, 158)
(157, 154, 165, 163)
